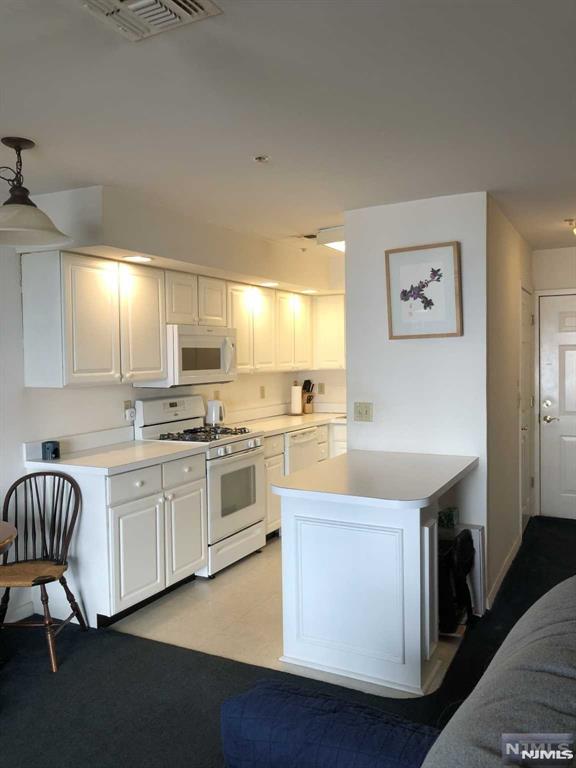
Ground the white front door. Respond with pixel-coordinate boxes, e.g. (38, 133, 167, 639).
(520, 289, 534, 526)
(540, 293, 576, 519)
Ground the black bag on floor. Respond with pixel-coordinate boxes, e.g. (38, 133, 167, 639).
(438, 528, 475, 634)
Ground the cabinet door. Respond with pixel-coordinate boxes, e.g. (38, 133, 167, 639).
(265, 454, 284, 534)
(109, 494, 165, 614)
(313, 294, 345, 369)
(165, 479, 207, 585)
(293, 294, 312, 370)
(61, 253, 121, 385)
(227, 283, 254, 372)
(165, 271, 198, 324)
(253, 287, 276, 371)
(276, 291, 295, 370)
(198, 276, 227, 327)
(119, 264, 167, 383)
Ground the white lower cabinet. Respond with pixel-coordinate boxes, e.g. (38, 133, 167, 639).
(165, 479, 207, 585)
(109, 493, 166, 614)
(265, 454, 284, 534)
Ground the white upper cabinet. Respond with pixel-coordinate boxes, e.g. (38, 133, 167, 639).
(313, 294, 346, 369)
(293, 294, 312, 369)
(198, 276, 227, 327)
(165, 271, 198, 324)
(119, 263, 167, 383)
(62, 253, 121, 385)
(22, 251, 122, 387)
(276, 291, 296, 370)
(252, 287, 276, 371)
(227, 283, 254, 372)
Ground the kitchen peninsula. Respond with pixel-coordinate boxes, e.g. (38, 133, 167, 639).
(273, 450, 479, 694)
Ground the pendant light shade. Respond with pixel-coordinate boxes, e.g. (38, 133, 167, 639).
(0, 202, 70, 246)
(0, 137, 71, 248)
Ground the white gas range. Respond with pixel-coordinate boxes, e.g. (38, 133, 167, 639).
(135, 396, 265, 576)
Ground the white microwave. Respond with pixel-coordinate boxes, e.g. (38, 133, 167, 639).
(136, 325, 237, 388)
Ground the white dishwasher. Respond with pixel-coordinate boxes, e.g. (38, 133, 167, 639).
(285, 427, 319, 475)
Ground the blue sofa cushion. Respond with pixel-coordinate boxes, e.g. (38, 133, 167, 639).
(221, 680, 439, 768)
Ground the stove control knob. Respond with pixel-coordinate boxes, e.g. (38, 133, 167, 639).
(247, 439, 255, 449)
(225, 445, 233, 455)
(217, 447, 226, 457)
(254, 438, 262, 447)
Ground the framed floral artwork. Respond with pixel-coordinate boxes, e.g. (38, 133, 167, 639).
(385, 241, 463, 340)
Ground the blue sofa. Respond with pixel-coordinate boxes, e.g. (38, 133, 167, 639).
(221, 576, 576, 768)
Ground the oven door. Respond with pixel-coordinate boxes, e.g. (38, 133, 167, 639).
(174, 326, 237, 385)
(207, 448, 265, 544)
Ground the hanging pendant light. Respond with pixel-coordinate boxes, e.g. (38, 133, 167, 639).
(0, 137, 70, 247)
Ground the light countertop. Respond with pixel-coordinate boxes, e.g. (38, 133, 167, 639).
(235, 412, 346, 437)
(272, 450, 479, 509)
(25, 440, 207, 477)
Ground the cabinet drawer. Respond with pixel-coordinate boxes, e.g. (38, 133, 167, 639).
(318, 442, 329, 462)
(163, 454, 205, 489)
(316, 425, 328, 444)
(264, 434, 284, 458)
(108, 465, 162, 506)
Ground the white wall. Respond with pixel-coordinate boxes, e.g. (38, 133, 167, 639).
(345, 192, 488, 531)
(532, 246, 576, 290)
(486, 198, 533, 599)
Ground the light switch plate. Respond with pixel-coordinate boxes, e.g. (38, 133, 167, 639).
(318, 383, 325, 395)
(260, 386, 266, 399)
(354, 401, 373, 422)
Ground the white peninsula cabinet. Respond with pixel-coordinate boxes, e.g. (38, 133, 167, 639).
(21, 251, 167, 387)
(28, 449, 208, 627)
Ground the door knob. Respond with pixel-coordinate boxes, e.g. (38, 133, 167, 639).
(543, 415, 559, 424)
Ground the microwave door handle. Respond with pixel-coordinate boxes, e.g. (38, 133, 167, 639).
(223, 339, 234, 373)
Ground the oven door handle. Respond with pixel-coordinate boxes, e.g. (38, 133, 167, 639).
(210, 446, 264, 467)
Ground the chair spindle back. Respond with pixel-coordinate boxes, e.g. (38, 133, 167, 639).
(2, 472, 81, 565)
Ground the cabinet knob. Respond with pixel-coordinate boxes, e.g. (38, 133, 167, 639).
(157, 496, 165, 504)
(125, 373, 133, 380)
(165, 493, 174, 501)
(183, 466, 191, 473)
(134, 480, 144, 488)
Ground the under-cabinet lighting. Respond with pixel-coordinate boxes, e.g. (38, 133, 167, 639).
(261, 281, 279, 288)
(302, 289, 318, 294)
(123, 255, 153, 263)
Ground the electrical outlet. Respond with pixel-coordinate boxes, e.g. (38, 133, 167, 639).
(213, 390, 220, 400)
(123, 400, 133, 410)
(124, 407, 136, 422)
(354, 402, 373, 422)
(318, 383, 325, 395)
(260, 385, 266, 399)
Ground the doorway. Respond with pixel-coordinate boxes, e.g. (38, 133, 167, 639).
(539, 293, 576, 519)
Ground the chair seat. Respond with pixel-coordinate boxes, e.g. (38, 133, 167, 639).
(0, 560, 67, 587)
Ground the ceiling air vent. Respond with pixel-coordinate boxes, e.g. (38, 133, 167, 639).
(80, 0, 222, 41)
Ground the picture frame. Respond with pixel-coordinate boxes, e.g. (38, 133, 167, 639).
(385, 241, 463, 340)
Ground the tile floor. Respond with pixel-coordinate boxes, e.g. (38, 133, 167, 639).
(115, 536, 460, 698)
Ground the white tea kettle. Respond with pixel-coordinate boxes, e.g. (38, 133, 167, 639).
(206, 399, 226, 426)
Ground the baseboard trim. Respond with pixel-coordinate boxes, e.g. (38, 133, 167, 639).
(487, 532, 522, 609)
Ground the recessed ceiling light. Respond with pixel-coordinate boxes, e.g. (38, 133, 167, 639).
(564, 218, 576, 236)
(253, 154, 270, 163)
(261, 281, 279, 288)
(302, 289, 318, 294)
(317, 226, 345, 253)
(123, 255, 153, 263)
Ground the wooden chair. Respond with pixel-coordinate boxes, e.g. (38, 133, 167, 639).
(0, 472, 87, 672)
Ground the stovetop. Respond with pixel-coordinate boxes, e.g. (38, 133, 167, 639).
(158, 425, 251, 443)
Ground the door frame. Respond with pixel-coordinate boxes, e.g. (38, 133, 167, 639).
(519, 285, 535, 528)
(533, 289, 576, 516)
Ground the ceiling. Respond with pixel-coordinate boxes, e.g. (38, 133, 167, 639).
(1, 0, 575, 249)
